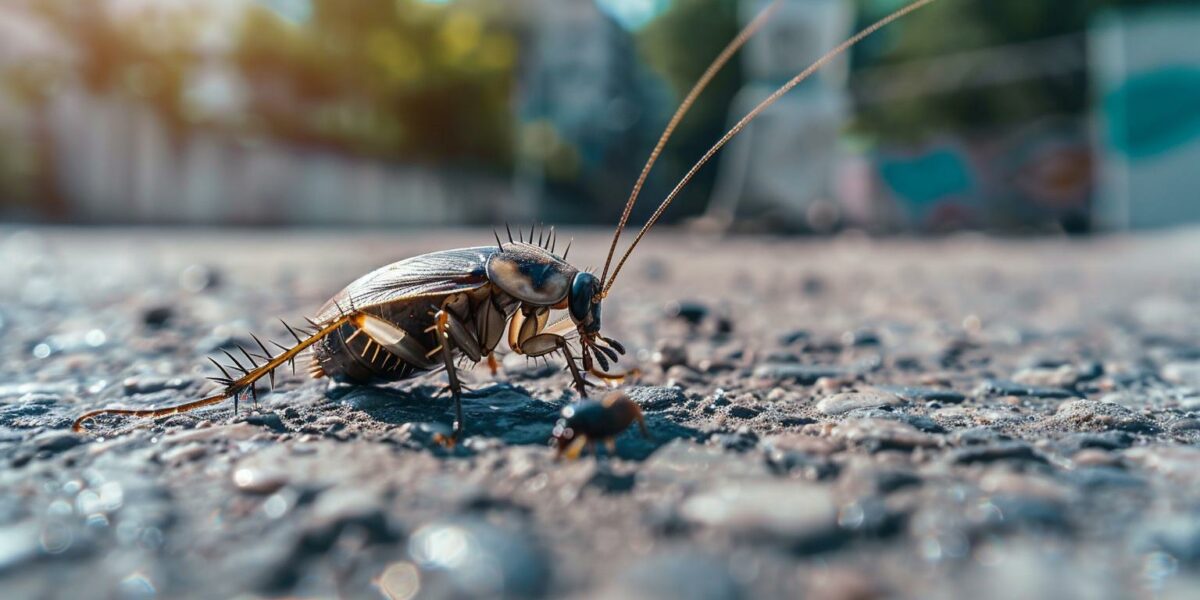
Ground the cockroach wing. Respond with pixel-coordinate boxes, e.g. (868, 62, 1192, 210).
(313, 246, 499, 322)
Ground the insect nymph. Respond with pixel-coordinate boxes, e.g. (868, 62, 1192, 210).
(73, 0, 937, 442)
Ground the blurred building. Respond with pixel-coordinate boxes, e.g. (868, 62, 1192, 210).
(1091, 5, 1200, 230)
(40, 89, 511, 226)
(710, 2, 1096, 233)
(707, 0, 853, 232)
(513, 0, 657, 225)
(1, 0, 1197, 232)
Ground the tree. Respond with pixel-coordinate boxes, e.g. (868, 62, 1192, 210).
(233, 0, 518, 165)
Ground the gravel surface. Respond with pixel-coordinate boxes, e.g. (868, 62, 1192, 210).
(3, 227, 1200, 599)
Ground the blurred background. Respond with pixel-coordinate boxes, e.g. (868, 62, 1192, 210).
(0, 0, 1196, 233)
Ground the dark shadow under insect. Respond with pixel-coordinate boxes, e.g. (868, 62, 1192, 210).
(332, 383, 700, 460)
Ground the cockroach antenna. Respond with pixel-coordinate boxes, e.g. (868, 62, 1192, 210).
(599, 0, 782, 290)
(601, 0, 939, 295)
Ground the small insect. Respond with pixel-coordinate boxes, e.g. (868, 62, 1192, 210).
(72, 0, 937, 442)
(551, 391, 649, 459)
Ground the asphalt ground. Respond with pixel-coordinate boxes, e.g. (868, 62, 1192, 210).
(2, 227, 1200, 599)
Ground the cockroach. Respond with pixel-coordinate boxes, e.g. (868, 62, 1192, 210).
(551, 391, 648, 459)
(72, 0, 938, 443)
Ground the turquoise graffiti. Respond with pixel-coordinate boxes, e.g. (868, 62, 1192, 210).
(878, 146, 974, 207)
(1105, 66, 1200, 159)
(877, 145, 978, 229)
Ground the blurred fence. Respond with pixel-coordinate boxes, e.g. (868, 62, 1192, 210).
(42, 88, 520, 226)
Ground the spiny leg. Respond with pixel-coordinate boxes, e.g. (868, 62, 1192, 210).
(350, 312, 437, 370)
(74, 314, 355, 433)
(519, 332, 593, 397)
(350, 309, 485, 445)
(558, 339, 591, 397)
(508, 308, 593, 397)
(536, 317, 635, 388)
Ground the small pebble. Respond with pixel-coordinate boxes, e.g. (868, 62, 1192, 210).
(874, 385, 966, 404)
(663, 301, 708, 326)
(817, 391, 906, 416)
(231, 467, 288, 495)
(754, 364, 855, 384)
(179, 264, 221, 292)
(1043, 400, 1159, 434)
(34, 431, 83, 454)
(141, 305, 174, 328)
(600, 552, 742, 600)
(408, 518, 549, 598)
(680, 481, 841, 551)
(653, 340, 689, 369)
(1162, 361, 1200, 386)
(975, 380, 1077, 399)
(948, 442, 1047, 465)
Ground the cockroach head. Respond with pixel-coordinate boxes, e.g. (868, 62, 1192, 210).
(567, 271, 602, 336)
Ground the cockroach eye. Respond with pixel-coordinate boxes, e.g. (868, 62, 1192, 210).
(569, 272, 601, 323)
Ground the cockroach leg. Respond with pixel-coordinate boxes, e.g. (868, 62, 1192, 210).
(350, 313, 437, 370)
(559, 341, 592, 398)
(510, 309, 593, 397)
(588, 365, 639, 384)
(432, 307, 485, 446)
(521, 332, 593, 397)
(72, 392, 230, 433)
(73, 313, 355, 433)
(582, 336, 638, 384)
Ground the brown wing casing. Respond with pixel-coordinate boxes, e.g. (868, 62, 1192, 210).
(312, 246, 498, 323)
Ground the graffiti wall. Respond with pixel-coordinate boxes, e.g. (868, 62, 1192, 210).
(862, 117, 1093, 232)
(1091, 6, 1200, 230)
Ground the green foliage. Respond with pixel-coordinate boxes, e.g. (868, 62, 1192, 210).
(234, 0, 518, 165)
(9, 0, 518, 166)
(8, 0, 196, 130)
(849, 0, 1181, 142)
(637, 0, 742, 136)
